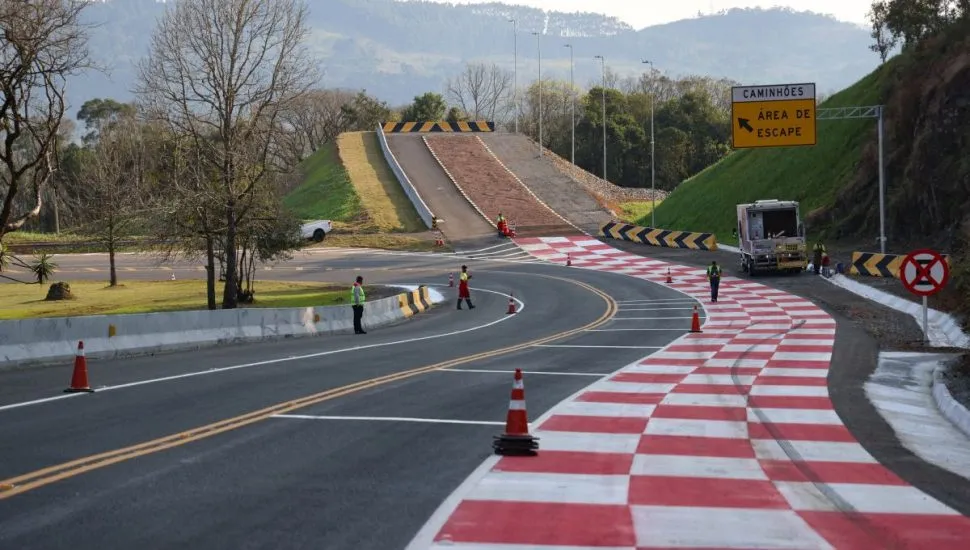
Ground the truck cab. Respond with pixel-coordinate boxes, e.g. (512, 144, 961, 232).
(734, 200, 807, 275)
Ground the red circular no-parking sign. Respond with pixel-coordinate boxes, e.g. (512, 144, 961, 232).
(900, 248, 949, 297)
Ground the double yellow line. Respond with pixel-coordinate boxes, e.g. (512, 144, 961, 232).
(0, 274, 617, 500)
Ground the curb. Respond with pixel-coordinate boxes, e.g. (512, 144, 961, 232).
(474, 136, 587, 236)
(0, 287, 436, 371)
(421, 135, 497, 229)
(375, 126, 436, 229)
(932, 364, 970, 439)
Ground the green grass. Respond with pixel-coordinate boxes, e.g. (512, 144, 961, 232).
(643, 60, 897, 242)
(336, 131, 425, 232)
(620, 200, 663, 223)
(2, 231, 88, 244)
(0, 280, 397, 319)
(284, 141, 364, 223)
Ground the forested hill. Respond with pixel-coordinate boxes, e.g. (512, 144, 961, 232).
(71, 0, 879, 112)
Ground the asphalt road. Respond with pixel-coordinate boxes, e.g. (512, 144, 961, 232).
(386, 133, 496, 249)
(0, 260, 698, 549)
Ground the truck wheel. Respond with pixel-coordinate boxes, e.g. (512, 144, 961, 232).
(313, 229, 325, 242)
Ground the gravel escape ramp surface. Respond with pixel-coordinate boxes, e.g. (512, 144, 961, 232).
(423, 135, 583, 238)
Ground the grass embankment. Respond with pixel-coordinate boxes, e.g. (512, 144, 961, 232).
(284, 141, 364, 224)
(642, 61, 894, 242)
(0, 281, 398, 320)
(619, 200, 663, 224)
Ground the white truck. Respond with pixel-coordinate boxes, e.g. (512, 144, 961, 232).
(301, 220, 333, 242)
(733, 200, 807, 275)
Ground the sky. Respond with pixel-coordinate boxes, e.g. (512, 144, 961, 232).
(420, 1, 873, 29)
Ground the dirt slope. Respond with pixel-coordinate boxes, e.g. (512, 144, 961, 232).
(423, 135, 582, 238)
(384, 134, 496, 248)
(478, 133, 613, 234)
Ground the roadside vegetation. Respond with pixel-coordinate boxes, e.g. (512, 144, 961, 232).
(0, 280, 399, 320)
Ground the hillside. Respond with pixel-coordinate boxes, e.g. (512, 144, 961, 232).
(69, 1, 878, 114)
(646, 62, 891, 242)
(647, 18, 970, 317)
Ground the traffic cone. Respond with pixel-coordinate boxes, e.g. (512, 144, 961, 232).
(64, 341, 95, 393)
(566, 253, 572, 267)
(493, 368, 539, 456)
(690, 305, 702, 333)
(665, 268, 672, 284)
(448, 273, 454, 287)
(506, 292, 517, 314)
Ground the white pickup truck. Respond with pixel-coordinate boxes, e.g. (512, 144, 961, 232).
(300, 220, 333, 242)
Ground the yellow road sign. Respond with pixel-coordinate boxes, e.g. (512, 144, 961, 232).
(731, 83, 816, 149)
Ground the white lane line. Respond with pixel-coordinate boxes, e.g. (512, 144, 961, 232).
(442, 368, 609, 377)
(272, 414, 504, 426)
(620, 307, 697, 311)
(587, 328, 689, 332)
(0, 286, 526, 413)
(616, 299, 699, 304)
(613, 316, 695, 320)
(534, 344, 664, 349)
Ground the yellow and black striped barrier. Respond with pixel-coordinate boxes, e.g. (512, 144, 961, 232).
(849, 251, 951, 278)
(381, 121, 495, 133)
(398, 286, 432, 317)
(600, 221, 718, 251)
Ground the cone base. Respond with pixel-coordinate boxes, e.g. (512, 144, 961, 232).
(64, 387, 95, 393)
(493, 433, 539, 456)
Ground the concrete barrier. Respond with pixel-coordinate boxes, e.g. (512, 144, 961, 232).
(0, 287, 435, 370)
(375, 124, 435, 229)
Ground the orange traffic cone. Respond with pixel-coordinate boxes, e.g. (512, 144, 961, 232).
(506, 292, 517, 314)
(493, 368, 539, 456)
(690, 305, 702, 333)
(665, 268, 672, 284)
(64, 341, 95, 393)
(448, 273, 454, 287)
(566, 253, 572, 267)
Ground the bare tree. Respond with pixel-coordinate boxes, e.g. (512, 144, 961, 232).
(279, 88, 356, 164)
(136, 0, 318, 309)
(446, 62, 514, 120)
(0, 0, 92, 240)
(77, 113, 147, 286)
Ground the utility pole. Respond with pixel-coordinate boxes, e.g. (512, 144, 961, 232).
(642, 59, 656, 227)
(565, 43, 575, 164)
(533, 31, 542, 156)
(594, 54, 606, 182)
(509, 18, 517, 134)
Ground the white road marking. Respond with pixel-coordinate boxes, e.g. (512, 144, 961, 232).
(612, 316, 695, 320)
(534, 344, 664, 349)
(586, 328, 688, 332)
(0, 286, 526, 413)
(441, 368, 608, 377)
(272, 415, 504, 426)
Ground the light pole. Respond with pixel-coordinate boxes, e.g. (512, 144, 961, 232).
(532, 31, 542, 156)
(565, 43, 575, 165)
(594, 54, 606, 182)
(509, 18, 517, 134)
(642, 59, 656, 227)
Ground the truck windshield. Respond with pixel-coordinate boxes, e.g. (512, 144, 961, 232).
(762, 209, 797, 238)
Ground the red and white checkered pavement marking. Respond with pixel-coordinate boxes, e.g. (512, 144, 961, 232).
(407, 236, 970, 549)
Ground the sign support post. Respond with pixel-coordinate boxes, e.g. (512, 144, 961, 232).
(899, 248, 950, 345)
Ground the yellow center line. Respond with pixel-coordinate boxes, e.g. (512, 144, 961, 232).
(0, 274, 616, 500)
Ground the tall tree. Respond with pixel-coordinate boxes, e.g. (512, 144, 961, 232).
(0, 0, 92, 240)
(446, 62, 513, 121)
(136, 0, 318, 309)
(279, 88, 356, 163)
(401, 92, 447, 121)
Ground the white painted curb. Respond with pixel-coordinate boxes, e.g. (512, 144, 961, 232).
(824, 273, 970, 348)
(375, 126, 436, 229)
(932, 364, 970, 439)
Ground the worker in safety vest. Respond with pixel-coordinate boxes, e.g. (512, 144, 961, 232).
(496, 213, 507, 237)
(351, 275, 366, 334)
(707, 261, 722, 303)
(812, 241, 826, 275)
(457, 264, 475, 310)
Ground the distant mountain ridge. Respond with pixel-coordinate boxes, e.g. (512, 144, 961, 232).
(68, 0, 882, 117)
